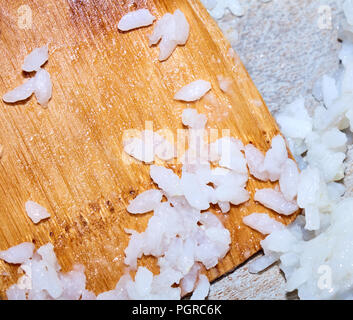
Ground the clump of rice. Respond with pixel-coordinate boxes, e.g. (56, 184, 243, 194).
(149, 9, 190, 61)
(118, 9, 156, 31)
(119, 109, 253, 299)
(122, 105, 305, 299)
(243, 134, 301, 216)
(3, 243, 93, 300)
(7, 108, 251, 300)
(3, 46, 52, 106)
(244, 135, 289, 183)
(263, 135, 288, 182)
(249, 26, 353, 298)
(120, 102, 309, 299)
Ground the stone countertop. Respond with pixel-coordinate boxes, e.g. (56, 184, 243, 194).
(207, 0, 345, 300)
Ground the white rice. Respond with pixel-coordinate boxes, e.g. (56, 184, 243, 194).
(190, 274, 210, 300)
(279, 158, 299, 202)
(180, 263, 201, 295)
(263, 135, 288, 182)
(275, 97, 312, 156)
(174, 80, 212, 102)
(150, 165, 183, 197)
(243, 213, 285, 235)
(4, 1, 353, 301)
(252, 19, 353, 298)
(5, 243, 89, 300)
(22, 45, 48, 72)
(244, 144, 269, 181)
(217, 75, 232, 93)
(248, 254, 277, 274)
(127, 189, 163, 214)
(149, 9, 189, 61)
(25, 201, 51, 224)
(254, 188, 298, 215)
(114, 103, 308, 300)
(119, 109, 246, 299)
(118, 9, 155, 31)
(2, 78, 36, 103)
(34, 68, 52, 106)
(0, 242, 35, 264)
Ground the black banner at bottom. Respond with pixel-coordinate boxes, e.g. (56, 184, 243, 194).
(0, 299, 341, 318)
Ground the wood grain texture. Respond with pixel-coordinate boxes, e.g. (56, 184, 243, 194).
(0, 0, 297, 298)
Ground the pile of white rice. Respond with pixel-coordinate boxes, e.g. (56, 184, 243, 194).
(3, 107, 246, 300)
(2, 106, 300, 299)
(2, 102, 299, 299)
(243, 8, 353, 298)
(100, 106, 254, 299)
(2, 243, 95, 300)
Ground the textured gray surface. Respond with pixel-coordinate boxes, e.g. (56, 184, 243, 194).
(220, 0, 344, 112)
(208, 0, 345, 300)
(209, 253, 289, 300)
